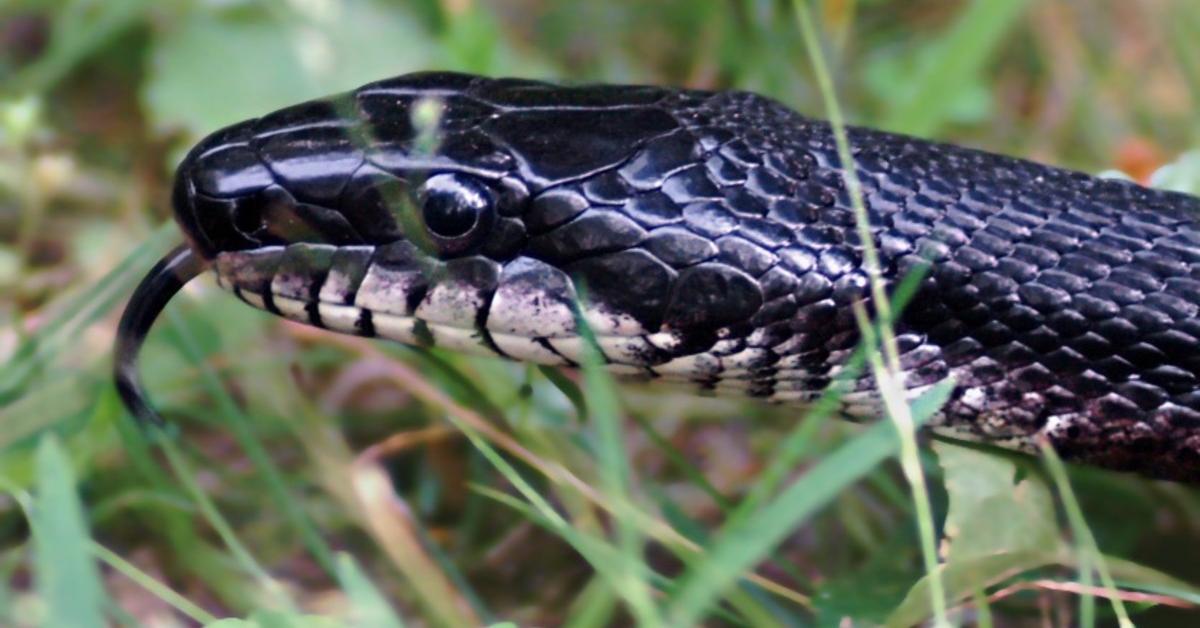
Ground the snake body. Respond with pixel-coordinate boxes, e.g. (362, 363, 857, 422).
(115, 72, 1200, 481)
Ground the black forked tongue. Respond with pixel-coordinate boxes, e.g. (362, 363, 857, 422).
(114, 245, 207, 426)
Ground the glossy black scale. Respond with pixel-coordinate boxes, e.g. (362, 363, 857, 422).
(129, 71, 1200, 482)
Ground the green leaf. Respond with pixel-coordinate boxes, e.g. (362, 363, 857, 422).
(885, 441, 1065, 626)
(31, 434, 107, 628)
(335, 553, 406, 628)
(886, 549, 1200, 627)
(205, 612, 342, 628)
(145, 3, 438, 139)
(936, 441, 1061, 562)
(879, 0, 1031, 137)
(910, 378, 958, 426)
(887, 550, 1057, 628)
(1150, 149, 1200, 195)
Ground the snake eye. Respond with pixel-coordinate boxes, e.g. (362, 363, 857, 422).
(418, 174, 495, 255)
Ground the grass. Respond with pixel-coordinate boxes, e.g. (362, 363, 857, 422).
(1, 0, 1200, 626)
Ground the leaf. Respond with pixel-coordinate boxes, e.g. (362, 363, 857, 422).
(1149, 149, 1200, 195)
(31, 434, 107, 628)
(885, 441, 1065, 625)
(887, 549, 1200, 627)
(936, 441, 1061, 562)
(879, 0, 1031, 137)
(205, 613, 343, 628)
(145, 3, 438, 139)
(814, 541, 920, 626)
(335, 552, 406, 628)
(1100, 555, 1200, 604)
(910, 378, 958, 426)
(887, 550, 1057, 628)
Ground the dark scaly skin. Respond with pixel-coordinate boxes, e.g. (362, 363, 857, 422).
(115, 72, 1200, 481)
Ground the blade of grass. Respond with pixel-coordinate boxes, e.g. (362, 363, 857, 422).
(163, 307, 338, 576)
(878, 0, 1031, 136)
(792, 2, 950, 625)
(30, 434, 107, 628)
(157, 430, 295, 611)
(564, 574, 618, 628)
(1038, 440, 1133, 628)
(91, 541, 218, 625)
(453, 429, 657, 613)
(111, 392, 262, 610)
(0, 222, 175, 407)
(308, 331, 812, 610)
(665, 380, 951, 625)
(335, 552, 407, 628)
(350, 442, 482, 627)
(574, 304, 662, 625)
(630, 411, 732, 512)
(258, 356, 486, 627)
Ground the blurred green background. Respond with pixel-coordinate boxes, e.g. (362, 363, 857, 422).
(1, 0, 1199, 626)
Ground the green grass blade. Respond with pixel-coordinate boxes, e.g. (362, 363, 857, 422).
(1039, 441, 1134, 628)
(879, 0, 1031, 136)
(793, 2, 952, 623)
(31, 434, 107, 628)
(92, 541, 218, 625)
(163, 307, 338, 577)
(665, 383, 945, 625)
(336, 552, 407, 628)
(0, 222, 175, 407)
(574, 296, 661, 624)
(158, 431, 295, 611)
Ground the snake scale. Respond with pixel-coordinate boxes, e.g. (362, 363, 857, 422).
(114, 72, 1200, 482)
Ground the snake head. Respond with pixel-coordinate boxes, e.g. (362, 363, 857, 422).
(170, 71, 771, 374)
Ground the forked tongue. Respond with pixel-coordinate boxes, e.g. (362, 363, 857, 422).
(114, 245, 207, 426)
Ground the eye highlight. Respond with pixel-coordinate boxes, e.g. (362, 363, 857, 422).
(417, 173, 495, 255)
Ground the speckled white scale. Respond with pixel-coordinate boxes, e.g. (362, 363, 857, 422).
(579, 304, 646, 337)
(415, 281, 487, 327)
(606, 364, 648, 377)
(767, 390, 822, 404)
(318, 303, 361, 334)
(425, 323, 497, 357)
(644, 330, 684, 352)
(491, 333, 570, 365)
(488, 284, 577, 338)
(371, 312, 420, 344)
(720, 347, 773, 371)
(237, 289, 267, 310)
(595, 335, 655, 365)
(273, 295, 310, 322)
(355, 264, 424, 316)
(655, 352, 722, 377)
(546, 336, 586, 363)
(319, 245, 374, 304)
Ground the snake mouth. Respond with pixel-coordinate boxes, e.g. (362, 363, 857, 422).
(210, 240, 846, 406)
(211, 241, 686, 370)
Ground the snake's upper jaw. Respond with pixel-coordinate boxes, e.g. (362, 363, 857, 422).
(114, 245, 207, 426)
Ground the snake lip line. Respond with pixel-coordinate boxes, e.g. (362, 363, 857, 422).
(114, 71, 1200, 482)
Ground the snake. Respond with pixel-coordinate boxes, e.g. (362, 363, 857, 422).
(113, 72, 1200, 482)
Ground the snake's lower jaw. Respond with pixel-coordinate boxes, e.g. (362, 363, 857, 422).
(210, 241, 668, 366)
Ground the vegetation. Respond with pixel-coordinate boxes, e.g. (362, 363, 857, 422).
(2, 0, 1199, 625)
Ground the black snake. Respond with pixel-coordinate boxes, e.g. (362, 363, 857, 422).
(113, 72, 1200, 482)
